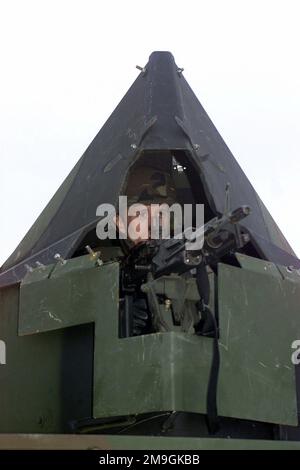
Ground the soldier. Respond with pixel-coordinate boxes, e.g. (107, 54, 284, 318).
(115, 159, 179, 336)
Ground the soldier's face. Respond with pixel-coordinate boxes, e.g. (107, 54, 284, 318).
(115, 204, 165, 245)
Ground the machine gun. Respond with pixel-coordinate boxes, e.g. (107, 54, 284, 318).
(130, 205, 251, 280)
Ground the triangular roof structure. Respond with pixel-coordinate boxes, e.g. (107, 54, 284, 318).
(1, 51, 298, 287)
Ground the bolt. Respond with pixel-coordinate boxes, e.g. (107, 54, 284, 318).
(54, 253, 66, 265)
(35, 261, 45, 268)
(85, 245, 96, 256)
(85, 245, 103, 266)
(136, 65, 146, 73)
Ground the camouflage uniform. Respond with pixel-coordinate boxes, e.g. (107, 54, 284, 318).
(121, 163, 178, 336)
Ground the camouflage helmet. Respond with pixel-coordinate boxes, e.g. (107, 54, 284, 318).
(124, 165, 177, 206)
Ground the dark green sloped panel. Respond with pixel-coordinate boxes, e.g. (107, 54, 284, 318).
(217, 262, 300, 425)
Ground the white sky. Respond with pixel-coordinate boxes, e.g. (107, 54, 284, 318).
(0, 0, 299, 266)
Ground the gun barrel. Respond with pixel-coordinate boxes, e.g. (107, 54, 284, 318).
(183, 205, 251, 247)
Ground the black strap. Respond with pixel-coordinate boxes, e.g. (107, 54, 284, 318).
(195, 263, 220, 434)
